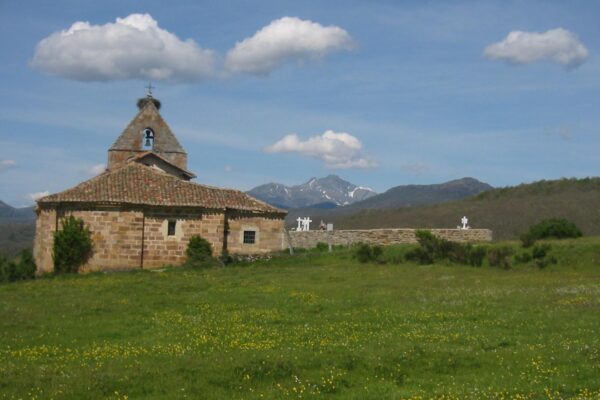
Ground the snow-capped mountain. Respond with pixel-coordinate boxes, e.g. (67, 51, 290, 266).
(247, 175, 377, 209)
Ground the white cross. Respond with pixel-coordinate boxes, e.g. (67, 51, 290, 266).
(296, 217, 303, 231)
(461, 216, 469, 230)
(302, 217, 312, 231)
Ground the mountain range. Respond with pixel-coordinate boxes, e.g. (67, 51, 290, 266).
(0, 201, 35, 223)
(339, 177, 492, 211)
(2, 175, 600, 255)
(290, 177, 600, 240)
(248, 175, 493, 216)
(246, 175, 377, 209)
(0, 202, 36, 257)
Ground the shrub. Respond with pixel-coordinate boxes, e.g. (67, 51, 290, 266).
(185, 235, 215, 267)
(520, 233, 537, 248)
(466, 246, 486, 267)
(531, 243, 551, 259)
(406, 230, 483, 266)
(531, 244, 557, 269)
(219, 249, 233, 265)
(514, 251, 532, 264)
(0, 249, 37, 283)
(53, 216, 93, 274)
(535, 255, 557, 269)
(414, 230, 452, 261)
(487, 246, 513, 269)
(315, 242, 329, 252)
(405, 247, 433, 264)
(354, 243, 383, 263)
(521, 218, 582, 247)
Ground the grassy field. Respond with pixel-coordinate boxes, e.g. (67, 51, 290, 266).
(1, 239, 600, 399)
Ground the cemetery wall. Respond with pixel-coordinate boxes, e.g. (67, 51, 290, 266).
(287, 228, 492, 249)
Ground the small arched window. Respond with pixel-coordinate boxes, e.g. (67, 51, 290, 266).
(142, 128, 154, 150)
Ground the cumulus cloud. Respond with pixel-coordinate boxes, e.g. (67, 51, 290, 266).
(225, 17, 354, 75)
(484, 28, 589, 68)
(31, 13, 216, 82)
(88, 164, 107, 175)
(264, 130, 376, 169)
(0, 159, 16, 173)
(28, 191, 50, 202)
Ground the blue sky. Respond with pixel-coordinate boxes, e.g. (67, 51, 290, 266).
(1, 0, 599, 207)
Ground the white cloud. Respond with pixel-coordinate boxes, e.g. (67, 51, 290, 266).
(28, 191, 50, 201)
(400, 162, 430, 174)
(484, 28, 589, 68)
(225, 17, 354, 75)
(224, 165, 233, 173)
(264, 130, 376, 169)
(88, 164, 106, 175)
(0, 159, 16, 173)
(31, 13, 216, 82)
(76, 163, 106, 176)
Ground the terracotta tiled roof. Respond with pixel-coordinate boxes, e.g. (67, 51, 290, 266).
(38, 163, 285, 214)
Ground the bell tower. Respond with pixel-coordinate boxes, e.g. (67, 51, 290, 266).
(107, 93, 188, 171)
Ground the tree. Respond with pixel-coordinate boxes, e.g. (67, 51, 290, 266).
(185, 235, 214, 267)
(53, 216, 93, 274)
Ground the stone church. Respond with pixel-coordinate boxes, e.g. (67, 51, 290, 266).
(33, 95, 286, 274)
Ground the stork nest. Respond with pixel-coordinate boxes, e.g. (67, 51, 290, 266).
(137, 97, 161, 110)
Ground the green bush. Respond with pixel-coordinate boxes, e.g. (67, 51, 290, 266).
(466, 246, 487, 267)
(0, 249, 37, 283)
(354, 243, 383, 263)
(53, 216, 93, 274)
(405, 230, 485, 267)
(487, 246, 513, 269)
(521, 218, 582, 247)
(315, 242, 329, 252)
(530, 244, 557, 269)
(218, 249, 233, 265)
(514, 251, 532, 264)
(531, 243, 551, 259)
(513, 244, 557, 269)
(185, 235, 215, 268)
(405, 246, 433, 264)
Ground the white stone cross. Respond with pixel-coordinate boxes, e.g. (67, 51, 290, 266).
(302, 217, 312, 231)
(296, 217, 303, 231)
(461, 216, 470, 230)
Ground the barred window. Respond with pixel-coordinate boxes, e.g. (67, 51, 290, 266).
(243, 230, 256, 244)
(167, 220, 176, 236)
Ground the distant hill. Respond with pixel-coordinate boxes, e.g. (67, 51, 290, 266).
(247, 175, 376, 209)
(286, 177, 493, 222)
(0, 201, 36, 257)
(0, 222, 35, 257)
(343, 177, 492, 210)
(292, 177, 600, 240)
(0, 201, 35, 223)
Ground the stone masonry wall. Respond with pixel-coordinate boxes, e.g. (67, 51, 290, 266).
(226, 213, 285, 255)
(33, 208, 57, 274)
(62, 209, 145, 272)
(288, 228, 492, 249)
(142, 209, 224, 269)
(34, 205, 285, 274)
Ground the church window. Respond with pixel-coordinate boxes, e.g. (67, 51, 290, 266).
(142, 128, 154, 150)
(167, 220, 176, 236)
(243, 230, 256, 244)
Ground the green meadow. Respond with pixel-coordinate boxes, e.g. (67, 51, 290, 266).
(1, 239, 600, 399)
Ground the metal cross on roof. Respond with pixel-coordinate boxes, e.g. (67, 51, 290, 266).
(145, 82, 155, 97)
